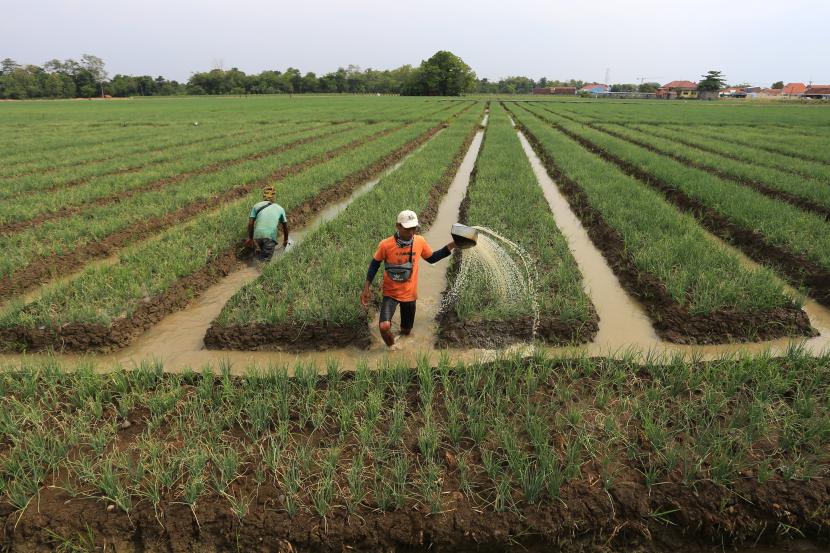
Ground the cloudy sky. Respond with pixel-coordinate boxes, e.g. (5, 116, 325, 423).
(3, 0, 828, 86)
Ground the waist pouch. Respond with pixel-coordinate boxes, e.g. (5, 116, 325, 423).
(385, 262, 413, 282)
(385, 237, 415, 282)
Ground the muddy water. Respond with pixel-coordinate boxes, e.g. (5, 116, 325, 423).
(517, 130, 658, 347)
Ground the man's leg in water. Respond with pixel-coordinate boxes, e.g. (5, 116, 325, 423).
(255, 238, 277, 261)
(379, 296, 399, 347)
(399, 300, 416, 337)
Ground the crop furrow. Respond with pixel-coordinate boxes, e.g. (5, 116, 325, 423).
(0, 116, 466, 352)
(436, 103, 598, 348)
(509, 103, 813, 343)
(205, 104, 481, 351)
(0, 127, 251, 180)
(550, 115, 830, 220)
(0, 123, 355, 235)
(518, 103, 830, 309)
(627, 124, 830, 183)
(0, 124, 407, 304)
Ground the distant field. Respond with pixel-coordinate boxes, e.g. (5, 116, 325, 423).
(1, 96, 830, 352)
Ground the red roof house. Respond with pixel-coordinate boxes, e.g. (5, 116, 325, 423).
(803, 86, 830, 99)
(782, 83, 806, 96)
(656, 81, 698, 99)
(579, 83, 610, 94)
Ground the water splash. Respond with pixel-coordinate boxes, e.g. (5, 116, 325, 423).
(441, 226, 540, 340)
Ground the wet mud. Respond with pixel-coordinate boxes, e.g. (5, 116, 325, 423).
(205, 106, 480, 352)
(511, 114, 815, 345)
(2, 479, 828, 553)
(0, 123, 351, 235)
(518, 105, 830, 312)
(0, 124, 409, 304)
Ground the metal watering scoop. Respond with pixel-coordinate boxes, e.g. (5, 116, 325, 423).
(451, 223, 478, 249)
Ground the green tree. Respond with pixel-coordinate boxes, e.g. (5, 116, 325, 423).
(638, 82, 660, 93)
(1, 58, 19, 75)
(698, 70, 727, 92)
(771, 81, 784, 89)
(80, 54, 107, 96)
(402, 51, 475, 96)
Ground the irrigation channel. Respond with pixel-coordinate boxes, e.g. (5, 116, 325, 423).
(2, 113, 830, 373)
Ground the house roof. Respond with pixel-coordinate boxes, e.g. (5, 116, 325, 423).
(805, 86, 830, 95)
(782, 82, 806, 95)
(661, 80, 697, 90)
(580, 83, 608, 91)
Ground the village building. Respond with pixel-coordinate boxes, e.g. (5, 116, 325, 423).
(579, 83, 610, 94)
(532, 86, 576, 95)
(656, 80, 698, 99)
(759, 88, 782, 97)
(803, 85, 830, 99)
(782, 83, 806, 96)
(720, 86, 747, 98)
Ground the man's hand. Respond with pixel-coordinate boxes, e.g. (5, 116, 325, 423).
(446, 241, 456, 252)
(245, 238, 255, 249)
(360, 283, 372, 307)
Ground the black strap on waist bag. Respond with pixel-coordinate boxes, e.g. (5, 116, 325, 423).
(252, 202, 272, 220)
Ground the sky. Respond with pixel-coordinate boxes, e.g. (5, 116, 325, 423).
(3, 0, 829, 86)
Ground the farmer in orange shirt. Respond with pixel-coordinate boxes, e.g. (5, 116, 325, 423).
(360, 210, 456, 348)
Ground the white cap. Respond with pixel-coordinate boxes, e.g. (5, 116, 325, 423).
(396, 210, 419, 228)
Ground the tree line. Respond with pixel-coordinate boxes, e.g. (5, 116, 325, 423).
(0, 51, 479, 99)
(0, 50, 667, 99)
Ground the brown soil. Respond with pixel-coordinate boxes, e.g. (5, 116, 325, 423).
(437, 310, 599, 348)
(507, 106, 815, 344)
(573, 117, 830, 221)
(0, 125, 409, 305)
(519, 104, 830, 312)
(203, 320, 373, 352)
(204, 105, 480, 352)
(0, 123, 346, 235)
(1, 457, 827, 552)
(0, 115, 468, 353)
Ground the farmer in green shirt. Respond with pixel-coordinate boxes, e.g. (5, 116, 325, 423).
(245, 185, 289, 261)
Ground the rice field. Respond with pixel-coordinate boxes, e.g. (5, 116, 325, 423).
(1, 95, 830, 551)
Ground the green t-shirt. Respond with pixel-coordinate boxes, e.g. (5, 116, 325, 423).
(250, 201, 287, 241)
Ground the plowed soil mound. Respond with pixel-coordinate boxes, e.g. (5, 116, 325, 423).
(2, 476, 827, 552)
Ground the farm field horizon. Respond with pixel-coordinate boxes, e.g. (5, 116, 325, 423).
(1, 95, 830, 552)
